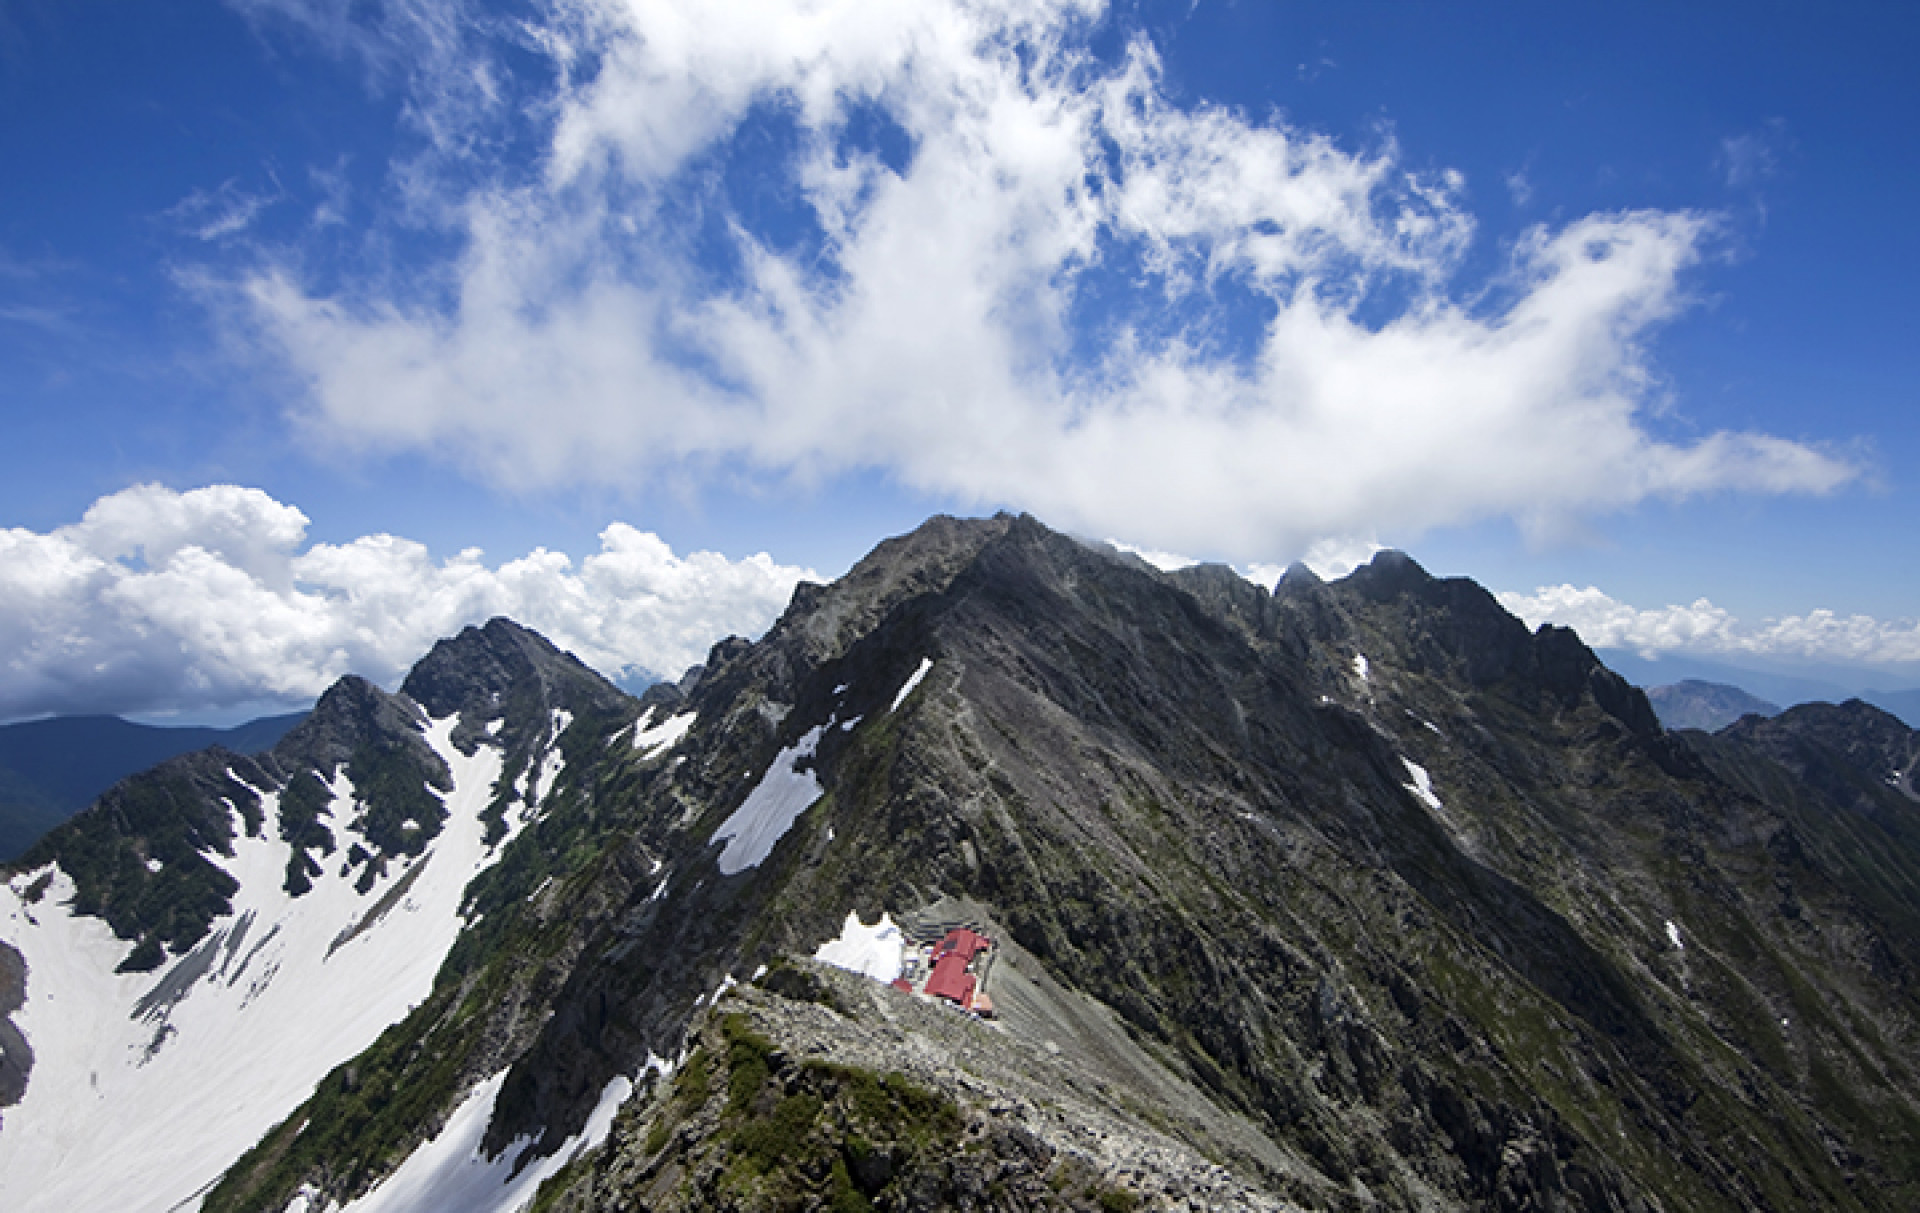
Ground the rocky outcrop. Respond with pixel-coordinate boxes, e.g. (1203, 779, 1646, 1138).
(0, 941, 28, 1117)
(401, 616, 633, 757)
(542, 962, 1297, 1212)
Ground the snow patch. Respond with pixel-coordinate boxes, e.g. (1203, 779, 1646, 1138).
(696, 974, 739, 1008)
(712, 726, 826, 875)
(0, 715, 508, 1213)
(1665, 920, 1684, 951)
(1353, 654, 1370, 682)
(890, 658, 934, 713)
(1401, 758, 1442, 811)
(333, 1067, 633, 1213)
(526, 710, 571, 808)
(632, 708, 695, 756)
(814, 912, 906, 984)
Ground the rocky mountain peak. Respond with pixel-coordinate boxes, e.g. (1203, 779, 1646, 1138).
(274, 674, 444, 787)
(768, 513, 1015, 670)
(401, 615, 631, 756)
(1274, 559, 1323, 594)
(1341, 547, 1432, 601)
(1722, 697, 1920, 810)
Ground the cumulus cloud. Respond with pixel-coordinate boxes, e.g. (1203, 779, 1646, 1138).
(0, 484, 812, 721)
(1498, 584, 1920, 669)
(227, 0, 1854, 563)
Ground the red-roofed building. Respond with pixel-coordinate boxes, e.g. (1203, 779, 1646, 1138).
(925, 927, 990, 1009)
(924, 949, 976, 1006)
(934, 928, 989, 961)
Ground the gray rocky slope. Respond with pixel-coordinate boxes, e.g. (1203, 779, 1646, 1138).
(15, 514, 1920, 1212)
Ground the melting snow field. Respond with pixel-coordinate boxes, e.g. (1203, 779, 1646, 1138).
(0, 714, 538, 1213)
(524, 709, 572, 806)
(1401, 757, 1443, 812)
(890, 658, 934, 713)
(308, 1069, 634, 1213)
(814, 912, 906, 983)
(631, 707, 695, 756)
(712, 726, 826, 875)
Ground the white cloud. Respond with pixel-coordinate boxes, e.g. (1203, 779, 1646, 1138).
(0, 484, 812, 721)
(1104, 539, 1196, 572)
(226, 0, 1854, 564)
(1300, 536, 1384, 581)
(164, 178, 283, 242)
(1498, 584, 1920, 669)
(1717, 123, 1786, 189)
(1504, 168, 1534, 208)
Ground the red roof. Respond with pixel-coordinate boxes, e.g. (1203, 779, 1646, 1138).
(924, 950, 976, 1005)
(934, 928, 989, 961)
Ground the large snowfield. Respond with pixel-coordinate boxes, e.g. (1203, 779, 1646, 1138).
(292, 1066, 640, 1213)
(712, 724, 826, 876)
(0, 713, 552, 1213)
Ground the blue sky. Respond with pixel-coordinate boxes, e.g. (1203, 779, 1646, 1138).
(1, 0, 1916, 722)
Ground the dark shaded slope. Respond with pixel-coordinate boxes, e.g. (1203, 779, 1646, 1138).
(14, 747, 276, 972)
(1692, 701, 1920, 962)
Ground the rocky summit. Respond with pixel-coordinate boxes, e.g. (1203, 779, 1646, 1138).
(5, 514, 1920, 1213)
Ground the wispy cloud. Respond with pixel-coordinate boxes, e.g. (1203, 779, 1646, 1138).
(308, 158, 353, 227)
(0, 483, 812, 720)
(1504, 167, 1534, 208)
(164, 177, 284, 242)
(1499, 583, 1920, 669)
(1717, 120, 1789, 189)
(0, 302, 78, 335)
(213, 0, 1855, 564)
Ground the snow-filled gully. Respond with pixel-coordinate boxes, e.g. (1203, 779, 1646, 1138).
(0, 714, 547, 1213)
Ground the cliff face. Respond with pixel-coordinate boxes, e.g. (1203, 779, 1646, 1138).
(13, 517, 1920, 1213)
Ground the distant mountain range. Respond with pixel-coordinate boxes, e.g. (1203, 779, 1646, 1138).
(5, 515, 1920, 1212)
(1601, 649, 1920, 728)
(0, 713, 306, 863)
(1644, 679, 1782, 732)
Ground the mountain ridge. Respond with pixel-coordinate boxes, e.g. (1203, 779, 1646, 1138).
(6, 515, 1920, 1212)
